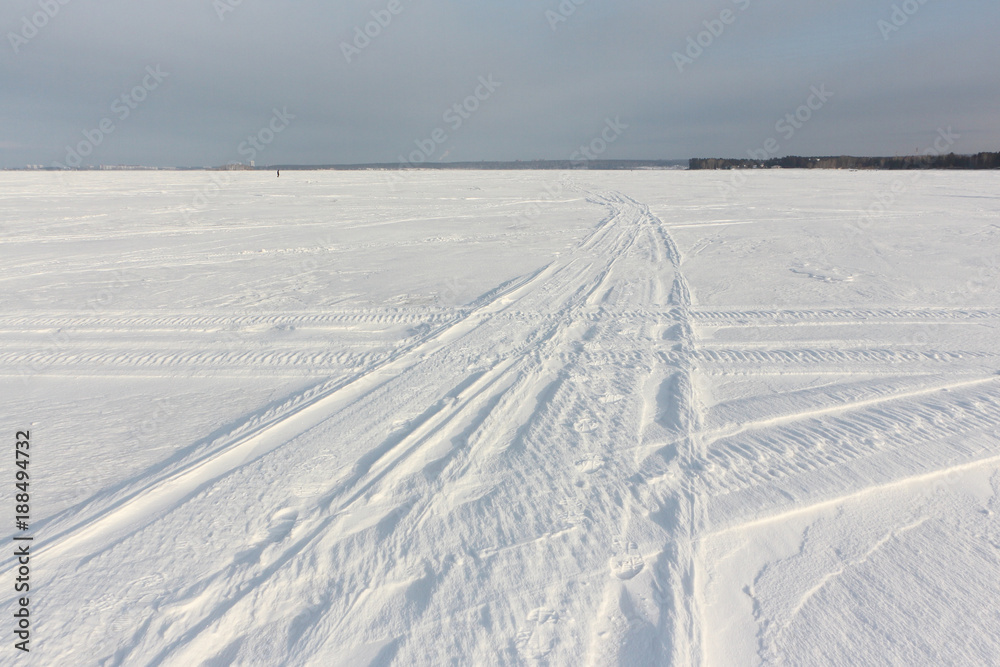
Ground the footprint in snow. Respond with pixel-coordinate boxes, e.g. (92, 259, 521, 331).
(575, 455, 606, 474)
(266, 508, 299, 542)
(516, 607, 561, 661)
(610, 539, 645, 580)
(233, 509, 299, 566)
(790, 263, 855, 284)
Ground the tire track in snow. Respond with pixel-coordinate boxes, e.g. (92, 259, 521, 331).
(299, 192, 658, 664)
(703, 451, 1000, 540)
(136, 356, 535, 667)
(698, 381, 1000, 521)
(691, 307, 1000, 324)
(21, 182, 993, 664)
(702, 374, 1000, 443)
(640, 197, 708, 666)
(573, 192, 707, 665)
(14, 263, 558, 569)
(56, 188, 659, 665)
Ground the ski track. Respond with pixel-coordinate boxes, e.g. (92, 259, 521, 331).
(4, 184, 1000, 666)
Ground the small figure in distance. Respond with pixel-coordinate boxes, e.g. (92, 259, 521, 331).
(277, 169, 280, 178)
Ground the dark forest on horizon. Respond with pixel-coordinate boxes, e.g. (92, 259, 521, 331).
(689, 152, 1000, 170)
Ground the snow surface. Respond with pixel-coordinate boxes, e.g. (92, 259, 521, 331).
(2, 169, 999, 666)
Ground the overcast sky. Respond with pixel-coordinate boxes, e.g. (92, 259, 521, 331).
(2, 0, 997, 168)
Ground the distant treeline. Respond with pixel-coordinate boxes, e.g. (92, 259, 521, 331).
(9, 159, 688, 172)
(271, 160, 688, 171)
(689, 152, 1000, 171)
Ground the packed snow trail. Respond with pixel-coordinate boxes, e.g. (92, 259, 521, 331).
(5, 188, 710, 665)
(2, 171, 999, 666)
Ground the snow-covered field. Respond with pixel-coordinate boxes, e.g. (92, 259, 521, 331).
(2, 169, 1000, 665)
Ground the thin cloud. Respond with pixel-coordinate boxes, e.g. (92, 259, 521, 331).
(1, 0, 997, 168)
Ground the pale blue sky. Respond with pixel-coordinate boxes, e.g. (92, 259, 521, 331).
(1, 0, 997, 167)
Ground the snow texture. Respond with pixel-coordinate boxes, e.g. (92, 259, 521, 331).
(1, 169, 999, 665)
